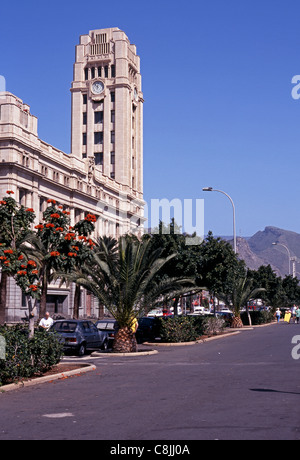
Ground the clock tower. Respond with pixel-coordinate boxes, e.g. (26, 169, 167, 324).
(71, 28, 143, 197)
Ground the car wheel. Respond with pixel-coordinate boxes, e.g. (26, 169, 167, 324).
(101, 339, 108, 351)
(77, 343, 86, 356)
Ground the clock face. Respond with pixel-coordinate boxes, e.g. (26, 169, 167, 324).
(92, 81, 104, 95)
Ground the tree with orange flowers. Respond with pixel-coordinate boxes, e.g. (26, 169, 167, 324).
(0, 191, 38, 329)
(23, 200, 96, 319)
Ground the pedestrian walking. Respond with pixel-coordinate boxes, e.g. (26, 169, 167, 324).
(291, 305, 297, 323)
(275, 308, 281, 323)
(296, 307, 300, 324)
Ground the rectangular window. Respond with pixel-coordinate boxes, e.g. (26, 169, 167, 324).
(111, 65, 115, 78)
(95, 152, 103, 166)
(82, 133, 87, 146)
(83, 94, 87, 105)
(83, 112, 87, 125)
(111, 110, 115, 123)
(84, 68, 89, 81)
(95, 111, 103, 124)
(104, 65, 109, 78)
(111, 131, 115, 144)
(111, 152, 115, 165)
(94, 132, 103, 145)
(110, 91, 115, 102)
(98, 67, 102, 77)
(91, 67, 95, 79)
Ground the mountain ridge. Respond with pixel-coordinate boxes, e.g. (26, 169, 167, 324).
(225, 226, 300, 277)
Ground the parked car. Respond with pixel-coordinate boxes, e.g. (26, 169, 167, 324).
(136, 317, 161, 343)
(95, 319, 119, 349)
(190, 306, 207, 315)
(50, 319, 108, 356)
(147, 308, 163, 317)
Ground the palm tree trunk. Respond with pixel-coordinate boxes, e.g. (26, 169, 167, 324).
(0, 272, 8, 325)
(231, 315, 243, 328)
(113, 327, 137, 353)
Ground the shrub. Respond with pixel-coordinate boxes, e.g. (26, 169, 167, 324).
(241, 310, 274, 326)
(202, 316, 226, 336)
(0, 325, 63, 386)
(158, 316, 199, 343)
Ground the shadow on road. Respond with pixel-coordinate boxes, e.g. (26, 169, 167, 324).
(250, 388, 300, 396)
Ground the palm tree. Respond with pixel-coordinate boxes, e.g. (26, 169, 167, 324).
(74, 235, 194, 353)
(218, 275, 265, 328)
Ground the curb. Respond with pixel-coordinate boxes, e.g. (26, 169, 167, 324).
(92, 349, 158, 357)
(0, 363, 96, 393)
(143, 331, 241, 347)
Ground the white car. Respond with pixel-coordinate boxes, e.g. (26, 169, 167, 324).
(192, 306, 206, 315)
(147, 308, 163, 317)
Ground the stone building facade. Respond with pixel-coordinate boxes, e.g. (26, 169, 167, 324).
(0, 28, 144, 322)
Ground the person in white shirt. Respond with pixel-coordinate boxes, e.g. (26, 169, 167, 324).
(39, 312, 54, 331)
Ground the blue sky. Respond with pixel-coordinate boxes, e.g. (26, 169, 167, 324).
(1, 0, 300, 238)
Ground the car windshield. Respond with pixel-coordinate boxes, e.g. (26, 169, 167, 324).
(52, 322, 77, 333)
(139, 318, 152, 326)
(97, 321, 116, 330)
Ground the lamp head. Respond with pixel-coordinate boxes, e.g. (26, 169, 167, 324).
(202, 187, 213, 192)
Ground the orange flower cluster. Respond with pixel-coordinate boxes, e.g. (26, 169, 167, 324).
(65, 233, 76, 241)
(50, 213, 61, 219)
(46, 223, 55, 228)
(68, 252, 77, 257)
(50, 251, 60, 257)
(47, 199, 56, 204)
(27, 260, 37, 267)
(25, 208, 34, 213)
(55, 227, 64, 232)
(4, 249, 13, 254)
(0, 201, 7, 205)
(29, 285, 38, 292)
(35, 224, 44, 230)
(85, 214, 97, 223)
(6, 191, 14, 195)
(17, 270, 27, 276)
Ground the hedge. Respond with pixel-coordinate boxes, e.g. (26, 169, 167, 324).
(0, 325, 64, 386)
(158, 315, 225, 343)
(241, 310, 274, 326)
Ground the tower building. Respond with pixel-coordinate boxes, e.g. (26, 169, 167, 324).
(71, 28, 143, 198)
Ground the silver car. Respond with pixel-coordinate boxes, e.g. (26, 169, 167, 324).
(51, 320, 109, 356)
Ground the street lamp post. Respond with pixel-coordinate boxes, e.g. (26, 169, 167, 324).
(272, 242, 291, 276)
(203, 187, 237, 254)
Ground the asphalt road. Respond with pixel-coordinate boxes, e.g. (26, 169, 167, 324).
(0, 322, 299, 441)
